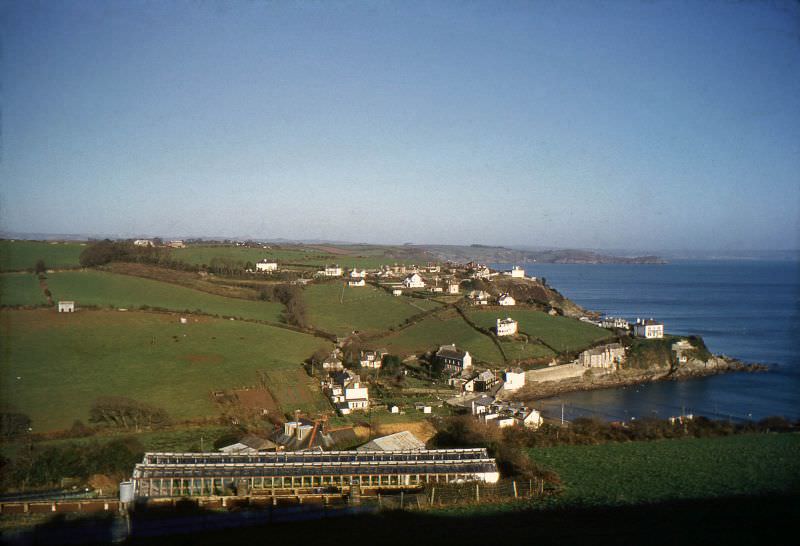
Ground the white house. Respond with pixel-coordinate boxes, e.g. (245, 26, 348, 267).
(320, 351, 344, 371)
(496, 317, 518, 337)
(58, 301, 75, 313)
(403, 273, 425, 288)
(504, 368, 526, 391)
(634, 319, 664, 339)
(468, 290, 490, 305)
(448, 282, 460, 294)
(349, 269, 366, 279)
(497, 293, 516, 306)
(471, 267, 492, 280)
(255, 260, 278, 272)
(342, 377, 369, 413)
(323, 265, 343, 277)
(430, 286, 443, 293)
(601, 317, 630, 330)
(348, 278, 366, 287)
(392, 289, 403, 296)
(509, 266, 525, 279)
(133, 239, 154, 247)
(168, 240, 185, 248)
(435, 344, 473, 372)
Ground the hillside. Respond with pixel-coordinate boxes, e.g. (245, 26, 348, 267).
(421, 244, 665, 264)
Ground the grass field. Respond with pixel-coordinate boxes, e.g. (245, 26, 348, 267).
(304, 282, 440, 336)
(497, 337, 555, 361)
(0, 309, 331, 431)
(375, 309, 503, 364)
(40, 270, 285, 322)
(530, 433, 800, 506)
(0, 273, 48, 306)
(0, 240, 85, 271)
(170, 246, 322, 266)
(469, 309, 613, 353)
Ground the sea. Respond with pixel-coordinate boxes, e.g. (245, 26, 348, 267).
(492, 260, 800, 423)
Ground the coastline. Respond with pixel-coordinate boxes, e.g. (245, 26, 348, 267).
(512, 356, 768, 405)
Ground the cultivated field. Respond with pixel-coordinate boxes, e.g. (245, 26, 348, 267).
(42, 270, 285, 322)
(304, 282, 440, 336)
(0, 273, 48, 306)
(469, 309, 613, 353)
(0, 240, 85, 271)
(375, 309, 504, 364)
(0, 309, 331, 431)
(530, 433, 800, 506)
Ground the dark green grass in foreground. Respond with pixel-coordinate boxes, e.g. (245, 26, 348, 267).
(0, 240, 85, 271)
(43, 270, 285, 322)
(0, 309, 330, 431)
(530, 433, 800, 506)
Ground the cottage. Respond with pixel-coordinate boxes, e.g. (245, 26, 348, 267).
(468, 290, 490, 305)
(359, 349, 387, 369)
(58, 301, 75, 313)
(320, 351, 344, 371)
(471, 267, 492, 280)
(402, 273, 425, 288)
(601, 316, 630, 330)
(578, 343, 625, 369)
(349, 269, 366, 279)
(465, 370, 498, 393)
(496, 317, 518, 337)
(504, 368, 526, 391)
(435, 344, 473, 373)
(634, 319, 664, 339)
(348, 278, 366, 287)
(255, 260, 278, 272)
(448, 282, 460, 294)
(390, 405, 400, 414)
(497, 293, 516, 306)
(672, 339, 694, 363)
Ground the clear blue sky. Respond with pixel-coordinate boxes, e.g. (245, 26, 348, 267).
(1, 0, 798, 252)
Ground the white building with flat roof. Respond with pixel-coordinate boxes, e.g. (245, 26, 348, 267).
(509, 266, 525, 278)
(496, 317, 518, 337)
(58, 301, 75, 313)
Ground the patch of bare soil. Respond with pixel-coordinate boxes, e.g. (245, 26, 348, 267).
(373, 420, 437, 443)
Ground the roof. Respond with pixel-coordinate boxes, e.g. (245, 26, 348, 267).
(239, 435, 278, 450)
(436, 344, 467, 360)
(356, 431, 426, 451)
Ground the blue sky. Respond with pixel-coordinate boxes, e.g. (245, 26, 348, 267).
(1, 0, 798, 252)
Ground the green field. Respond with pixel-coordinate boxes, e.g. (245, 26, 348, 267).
(0, 309, 331, 431)
(304, 282, 440, 336)
(531, 433, 800, 506)
(497, 337, 555, 361)
(171, 245, 321, 266)
(0, 240, 85, 271)
(0, 273, 48, 306)
(375, 309, 504, 364)
(469, 309, 613, 353)
(36, 270, 286, 322)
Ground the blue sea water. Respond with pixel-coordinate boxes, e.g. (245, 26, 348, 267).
(492, 261, 800, 422)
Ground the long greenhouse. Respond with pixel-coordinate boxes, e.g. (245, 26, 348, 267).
(131, 448, 500, 498)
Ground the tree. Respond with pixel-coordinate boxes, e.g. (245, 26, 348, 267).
(0, 413, 31, 438)
(89, 396, 169, 431)
(34, 259, 46, 274)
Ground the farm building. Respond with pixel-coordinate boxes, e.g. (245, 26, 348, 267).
(357, 431, 426, 451)
(58, 301, 76, 313)
(256, 260, 278, 272)
(218, 435, 278, 454)
(129, 448, 500, 499)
